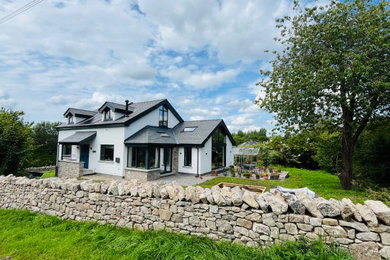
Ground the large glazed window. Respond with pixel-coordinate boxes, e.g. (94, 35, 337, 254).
(100, 145, 114, 161)
(129, 147, 159, 169)
(212, 127, 226, 169)
(159, 105, 168, 127)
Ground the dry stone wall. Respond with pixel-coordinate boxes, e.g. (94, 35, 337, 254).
(0, 175, 389, 260)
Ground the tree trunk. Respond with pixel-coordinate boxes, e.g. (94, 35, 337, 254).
(339, 109, 354, 190)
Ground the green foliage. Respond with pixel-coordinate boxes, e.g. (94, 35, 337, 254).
(312, 131, 342, 173)
(30, 121, 61, 167)
(199, 167, 388, 205)
(0, 108, 33, 176)
(257, 0, 390, 189)
(0, 209, 353, 260)
(232, 129, 268, 145)
(353, 118, 390, 186)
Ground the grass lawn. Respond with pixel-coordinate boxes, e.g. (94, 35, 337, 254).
(0, 209, 352, 260)
(198, 167, 387, 205)
(41, 170, 55, 178)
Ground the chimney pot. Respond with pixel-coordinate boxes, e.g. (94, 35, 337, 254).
(125, 100, 129, 117)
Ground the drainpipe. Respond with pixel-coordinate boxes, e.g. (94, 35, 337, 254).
(55, 143, 59, 177)
(196, 147, 199, 177)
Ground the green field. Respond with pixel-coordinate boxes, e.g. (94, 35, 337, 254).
(0, 209, 352, 260)
(199, 168, 389, 205)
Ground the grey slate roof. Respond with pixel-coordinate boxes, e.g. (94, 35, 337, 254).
(124, 126, 177, 145)
(58, 99, 176, 129)
(63, 108, 97, 118)
(125, 119, 236, 146)
(59, 131, 97, 144)
(173, 120, 222, 145)
(98, 101, 134, 113)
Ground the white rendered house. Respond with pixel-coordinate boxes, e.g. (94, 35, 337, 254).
(56, 99, 235, 180)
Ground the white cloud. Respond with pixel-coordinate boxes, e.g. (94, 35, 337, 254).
(161, 66, 239, 89)
(139, 0, 291, 63)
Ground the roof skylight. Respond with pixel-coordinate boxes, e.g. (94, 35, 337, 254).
(183, 127, 197, 132)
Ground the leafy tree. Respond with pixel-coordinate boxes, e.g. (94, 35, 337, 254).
(232, 129, 268, 145)
(312, 131, 342, 173)
(0, 108, 33, 175)
(257, 0, 390, 189)
(30, 121, 61, 167)
(353, 118, 390, 186)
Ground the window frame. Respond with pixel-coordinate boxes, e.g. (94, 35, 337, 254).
(103, 109, 112, 121)
(159, 105, 168, 128)
(68, 115, 74, 124)
(100, 144, 114, 161)
(184, 147, 192, 167)
(62, 144, 72, 159)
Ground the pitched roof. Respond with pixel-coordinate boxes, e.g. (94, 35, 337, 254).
(63, 108, 97, 118)
(59, 131, 97, 144)
(58, 99, 183, 130)
(125, 119, 236, 146)
(124, 126, 177, 145)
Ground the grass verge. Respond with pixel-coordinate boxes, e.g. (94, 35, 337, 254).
(198, 167, 387, 205)
(41, 170, 55, 178)
(0, 209, 352, 260)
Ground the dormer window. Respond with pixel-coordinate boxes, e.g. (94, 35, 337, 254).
(68, 115, 74, 124)
(103, 108, 112, 121)
(159, 105, 168, 127)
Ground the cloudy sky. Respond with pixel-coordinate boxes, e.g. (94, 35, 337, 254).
(0, 0, 297, 133)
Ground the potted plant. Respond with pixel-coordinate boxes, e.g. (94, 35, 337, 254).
(244, 172, 251, 179)
(263, 172, 269, 180)
(237, 171, 242, 178)
(255, 173, 260, 179)
(211, 170, 218, 176)
(229, 167, 235, 177)
(223, 170, 228, 177)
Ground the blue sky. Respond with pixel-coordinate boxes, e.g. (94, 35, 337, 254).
(0, 0, 300, 133)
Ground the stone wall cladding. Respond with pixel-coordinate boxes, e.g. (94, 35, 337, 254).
(125, 168, 160, 182)
(0, 175, 389, 260)
(57, 161, 82, 178)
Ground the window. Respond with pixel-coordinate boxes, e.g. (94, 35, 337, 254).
(212, 127, 226, 169)
(129, 147, 158, 169)
(68, 115, 74, 124)
(62, 144, 72, 159)
(183, 127, 196, 132)
(159, 105, 168, 127)
(184, 147, 192, 167)
(100, 145, 114, 161)
(103, 109, 112, 121)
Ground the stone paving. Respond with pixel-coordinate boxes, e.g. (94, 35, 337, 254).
(82, 172, 217, 186)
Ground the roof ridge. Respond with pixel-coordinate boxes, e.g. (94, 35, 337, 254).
(185, 119, 222, 122)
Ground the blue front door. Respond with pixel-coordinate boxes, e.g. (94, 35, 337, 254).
(81, 144, 89, 169)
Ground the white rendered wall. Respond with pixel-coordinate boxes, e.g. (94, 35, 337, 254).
(178, 147, 198, 174)
(226, 137, 234, 167)
(58, 127, 125, 176)
(168, 109, 180, 128)
(124, 107, 181, 139)
(199, 138, 212, 174)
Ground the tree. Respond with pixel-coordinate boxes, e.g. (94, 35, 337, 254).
(256, 0, 389, 189)
(30, 121, 61, 167)
(0, 108, 33, 175)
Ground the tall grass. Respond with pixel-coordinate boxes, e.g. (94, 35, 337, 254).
(0, 209, 352, 260)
